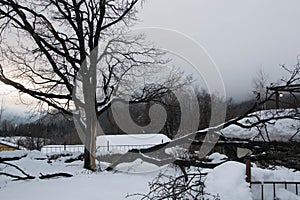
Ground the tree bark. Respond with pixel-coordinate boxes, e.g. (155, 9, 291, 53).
(82, 48, 98, 171)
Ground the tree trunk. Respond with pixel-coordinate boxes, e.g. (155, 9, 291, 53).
(83, 149, 96, 171)
(82, 50, 98, 171)
(83, 114, 97, 171)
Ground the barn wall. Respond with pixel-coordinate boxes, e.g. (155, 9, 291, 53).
(0, 144, 17, 152)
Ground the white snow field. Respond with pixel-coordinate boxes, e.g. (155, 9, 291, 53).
(220, 109, 300, 141)
(0, 150, 156, 200)
(2, 110, 300, 199)
(1, 150, 300, 200)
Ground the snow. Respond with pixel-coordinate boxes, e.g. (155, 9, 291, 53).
(0, 150, 300, 199)
(252, 166, 300, 182)
(206, 152, 228, 163)
(96, 134, 170, 155)
(26, 150, 48, 160)
(0, 171, 153, 200)
(114, 158, 164, 173)
(41, 134, 171, 155)
(96, 133, 170, 146)
(205, 161, 252, 200)
(0, 150, 161, 200)
(0, 136, 36, 142)
(0, 139, 26, 150)
(165, 146, 189, 158)
(220, 109, 300, 141)
(251, 165, 300, 200)
(276, 188, 300, 200)
(0, 150, 27, 159)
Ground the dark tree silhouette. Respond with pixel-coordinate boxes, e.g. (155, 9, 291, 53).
(0, 0, 187, 170)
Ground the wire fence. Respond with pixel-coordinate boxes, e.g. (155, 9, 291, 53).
(41, 145, 85, 154)
(96, 144, 156, 153)
(41, 144, 157, 154)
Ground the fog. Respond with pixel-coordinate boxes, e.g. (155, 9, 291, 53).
(136, 0, 300, 101)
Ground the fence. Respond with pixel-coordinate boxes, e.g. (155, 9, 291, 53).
(41, 144, 157, 154)
(246, 160, 300, 200)
(96, 144, 156, 153)
(250, 181, 300, 200)
(41, 145, 85, 154)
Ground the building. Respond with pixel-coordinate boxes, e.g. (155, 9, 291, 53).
(0, 140, 20, 152)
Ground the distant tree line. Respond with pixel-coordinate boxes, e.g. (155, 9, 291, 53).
(0, 86, 299, 150)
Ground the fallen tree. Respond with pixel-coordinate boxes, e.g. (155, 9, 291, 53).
(0, 161, 73, 181)
(39, 173, 73, 179)
(106, 64, 300, 171)
(0, 154, 27, 162)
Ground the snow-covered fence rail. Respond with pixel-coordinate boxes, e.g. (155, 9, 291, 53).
(96, 144, 156, 154)
(42, 134, 170, 154)
(250, 181, 300, 200)
(41, 144, 157, 154)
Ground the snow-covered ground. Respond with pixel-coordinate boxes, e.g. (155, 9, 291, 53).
(220, 109, 300, 141)
(1, 109, 300, 199)
(0, 150, 156, 200)
(0, 150, 300, 200)
(205, 161, 300, 200)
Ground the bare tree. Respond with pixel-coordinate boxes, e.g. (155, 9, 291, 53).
(113, 63, 300, 200)
(0, 0, 187, 170)
(252, 67, 269, 109)
(107, 62, 300, 171)
(128, 167, 212, 200)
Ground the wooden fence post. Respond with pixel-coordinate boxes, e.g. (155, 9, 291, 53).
(246, 159, 251, 184)
(64, 142, 66, 151)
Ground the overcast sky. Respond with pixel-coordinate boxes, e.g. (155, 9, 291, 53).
(135, 0, 300, 101)
(1, 0, 300, 112)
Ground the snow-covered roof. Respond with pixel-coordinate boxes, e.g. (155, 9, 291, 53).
(0, 140, 20, 149)
(96, 133, 171, 146)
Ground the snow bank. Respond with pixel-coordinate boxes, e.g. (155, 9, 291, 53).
(206, 152, 228, 164)
(114, 158, 163, 173)
(0, 150, 27, 159)
(26, 150, 48, 160)
(276, 188, 300, 200)
(221, 109, 300, 141)
(252, 166, 300, 182)
(205, 161, 252, 200)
